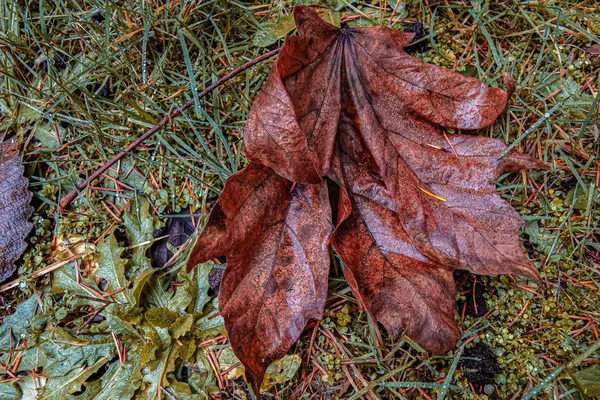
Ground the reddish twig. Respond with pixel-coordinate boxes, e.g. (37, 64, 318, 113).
(58, 48, 281, 211)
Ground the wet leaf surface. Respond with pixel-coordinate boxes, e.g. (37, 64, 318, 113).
(187, 163, 332, 391)
(187, 6, 547, 394)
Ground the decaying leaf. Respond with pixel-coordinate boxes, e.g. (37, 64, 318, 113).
(187, 6, 547, 393)
(187, 163, 331, 391)
(572, 365, 600, 396)
(330, 135, 460, 352)
(0, 139, 34, 282)
(39, 357, 107, 400)
(584, 43, 600, 59)
(218, 348, 301, 391)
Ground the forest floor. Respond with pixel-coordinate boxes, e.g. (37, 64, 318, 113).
(0, 0, 599, 399)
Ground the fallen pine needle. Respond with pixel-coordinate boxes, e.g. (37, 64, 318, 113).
(418, 186, 448, 202)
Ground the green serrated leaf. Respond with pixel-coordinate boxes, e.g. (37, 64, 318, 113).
(122, 197, 153, 273)
(540, 76, 594, 119)
(146, 307, 178, 329)
(191, 263, 213, 316)
(167, 269, 195, 314)
(181, 336, 196, 360)
(0, 343, 38, 375)
(144, 308, 176, 349)
(195, 298, 225, 340)
(0, 295, 37, 350)
(40, 357, 107, 400)
(3, 325, 114, 378)
(17, 106, 42, 124)
(262, 354, 302, 390)
(565, 182, 600, 210)
(40, 327, 117, 378)
(17, 375, 46, 400)
(141, 345, 181, 399)
(252, 15, 295, 47)
(144, 274, 169, 309)
(573, 365, 600, 396)
(108, 158, 151, 195)
(0, 383, 22, 400)
(165, 380, 207, 400)
(217, 347, 244, 379)
(69, 342, 154, 400)
(0, 297, 43, 375)
(129, 268, 156, 309)
(169, 314, 193, 339)
(218, 349, 301, 391)
(105, 306, 144, 338)
(188, 353, 218, 396)
(50, 262, 102, 307)
(523, 221, 567, 261)
(34, 122, 61, 151)
(96, 230, 130, 304)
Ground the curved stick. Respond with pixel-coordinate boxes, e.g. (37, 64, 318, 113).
(58, 47, 280, 211)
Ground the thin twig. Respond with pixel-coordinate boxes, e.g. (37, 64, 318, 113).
(76, 304, 108, 334)
(58, 48, 280, 211)
(71, 295, 115, 305)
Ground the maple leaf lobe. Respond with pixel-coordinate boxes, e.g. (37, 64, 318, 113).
(188, 5, 547, 393)
(243, 6, 515, 186)
(186, 163, 331, 392)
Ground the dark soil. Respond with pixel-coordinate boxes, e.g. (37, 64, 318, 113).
(93, 82, 114, 99)
(460, 342, 499, 392)
(91, 13, 105, 23)
(53, 52, 69, 70)
(208, 267, 224, 298)
(151, 208, 196, 268)
(466, 281, 488, 317)
(402, 22, 428, 53)
(457, 280, 488, 318)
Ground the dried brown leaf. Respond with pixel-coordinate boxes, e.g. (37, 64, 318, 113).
(186, 163, 331, 392)
(0, 140, 34, 282)
(188, 6, 547, 394)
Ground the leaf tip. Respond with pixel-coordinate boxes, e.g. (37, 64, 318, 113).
(185, 237, 202, 273)
(184, 260, 196, 274)
(504, 72, 516, 99)
(293, 5, 338, 35)
(244, 364, 267, 400)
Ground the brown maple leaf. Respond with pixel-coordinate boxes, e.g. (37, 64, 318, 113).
(0, 139, 34, 282)
(187, 163, 332, 392)
(187, 6, 547, 394)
